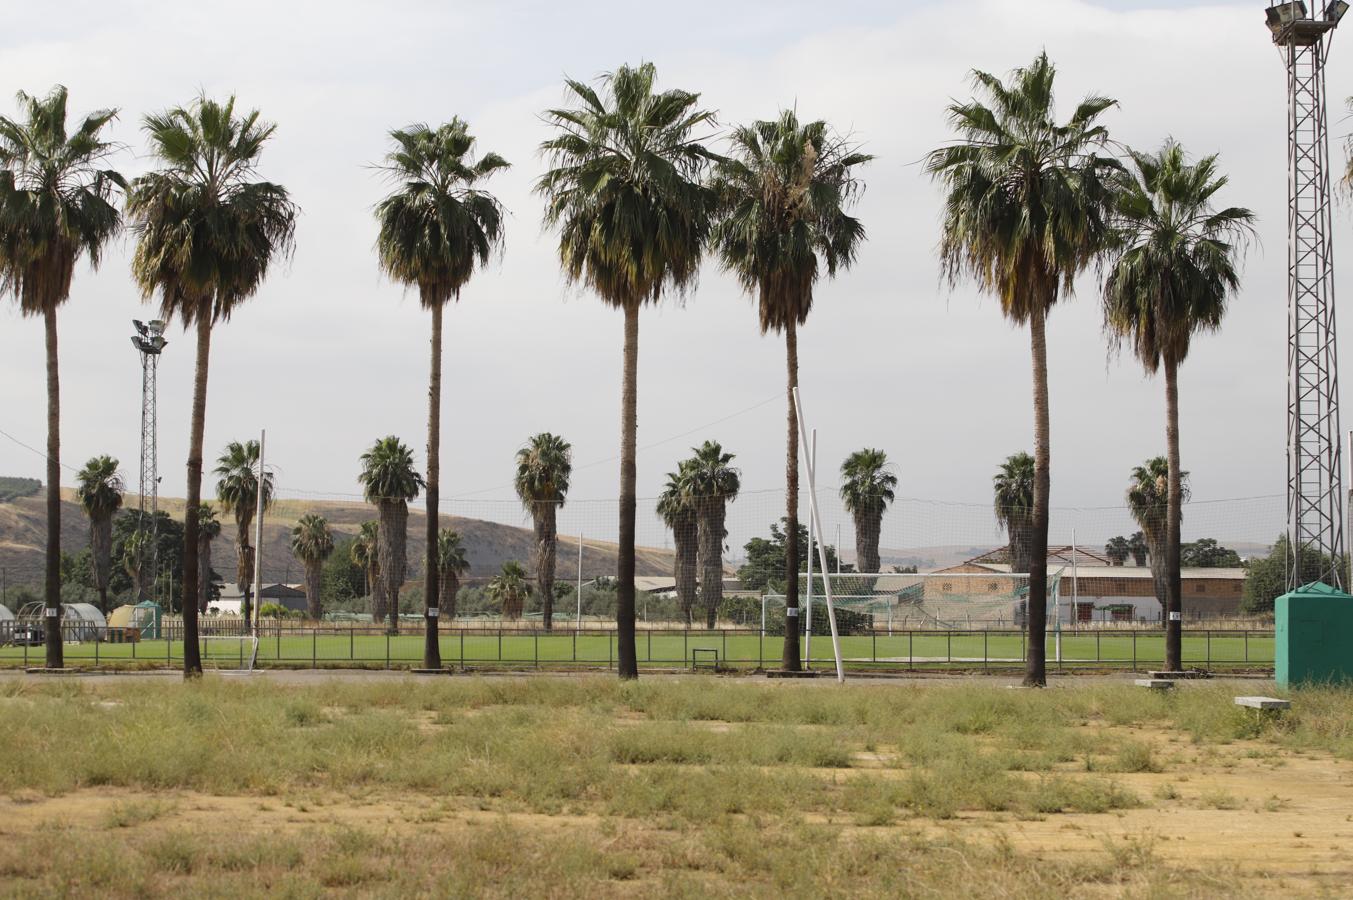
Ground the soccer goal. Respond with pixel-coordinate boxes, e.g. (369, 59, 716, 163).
(199, 634, 261, 671)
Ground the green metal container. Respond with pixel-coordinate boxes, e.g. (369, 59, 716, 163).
(1275, 582, 1353, 686)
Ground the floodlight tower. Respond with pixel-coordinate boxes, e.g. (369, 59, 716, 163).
(131, 319, 168, 601)
(1267, 2, 1349, 588)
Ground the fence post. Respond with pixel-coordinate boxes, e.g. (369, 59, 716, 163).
(947, 630, 952, 664)
(535, 630, 539, 669)
(1132, 630, 1137, 672)
(1206, 630, 1211, 670)
(498, 627, 503, 663)
(350, 629, 354, 662)
(312, 630, 316, 668)
(609, 632, 613, 670)
(648, 629, 652, 665)
(759, 628, 763, 668)
(872, 628, 877, 664)
(983, 630, 988, 673)
(1096, 631, 1100, 663)
(683, 629, 688, 667)
(1244, 630, 1248, 663)
(385, 633, 390, 670)
(573, 630, 577, 663)
(909, 630, 913, 669)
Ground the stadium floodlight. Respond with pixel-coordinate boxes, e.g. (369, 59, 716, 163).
(1327, 1, 1349, 23)
(131, 317, 166, 602)
(1266, 1, 1307, 35)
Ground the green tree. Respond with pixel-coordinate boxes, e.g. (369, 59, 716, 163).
(1103, 140, 1254, 669)
(376, 118, 507, 667)
(196, 504, 221, 614)
(1126, 457, 1191, 621)
(433, 529, 470, 620)
(291, 513, 335, 620)
(75, 455, 124, 613)
(488, 560, 530, 621)
(514, 432, 571, 631)
(1181, 538, 1241, 568)
(537, 63, 715, 679)
(214, 440, 274, 626)
(927, 53, 1119, 686)
(685, 441, 740, 628)
(737, 519, 842, 594)
(127, 95, 297, 676)
(321, 537, 365, 607)
(1104, 535, 1131, 566)
(358, 437, 424, 636)
(656, 461, 699, 626)
(1241, 535, 1339, 616)
(711, 109, 871, 671)
(993, 452, 1036, 576)
(0, 86, 124, 667)
(839, 448, 896, 574)
(110, 510, 185, 605)
(351, 521, 385, 623)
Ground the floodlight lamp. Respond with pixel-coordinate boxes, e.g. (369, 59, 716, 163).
(1326, 1, 1348, 23)
(132, 319, 148, 336)
(147, 319, 166, 336)
(1267, 2, 1309, 36)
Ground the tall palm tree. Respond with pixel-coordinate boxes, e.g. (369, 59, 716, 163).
(656, 461, 699, 626)
(196, 504, 220, 614)
(352, 521, 385, 625)
(926, 53, 1119, 687)
(1127, 457, 1191, 624)
(214, 440, 274, 627)
(1103, 140, 1254, 671)
(839, 448, 896, 574)
(358, 437, 424, 636)
(710, 110, 871, 670)
(74, 455, 124, 613)
(684, 441, 740, 629)
(290, 513, 334, 621)
(488, 560, 530, 621)
(514, 432, 572, 631)
(993, 452, 1037, 576)
(375, 118, 507, 667)
(433, 528, 470, 620)
(0, 86, 124, 667)
(127, 95, 296, 677)
(537, 63, 715, 679)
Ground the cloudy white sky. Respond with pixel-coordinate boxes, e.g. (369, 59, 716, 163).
(0, 0, 1339, 551)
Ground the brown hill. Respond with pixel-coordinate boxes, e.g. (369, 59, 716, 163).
(0, 489, 675, 589)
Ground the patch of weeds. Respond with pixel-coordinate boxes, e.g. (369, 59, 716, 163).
(1108, 741, 1162, 774)
(1100, 831, 1160, 869)
(140, 833, 202, 874)
(1153, 782, 1180, 801)
(1199, 788, 1242, 811)
(102, 797, 175, 829)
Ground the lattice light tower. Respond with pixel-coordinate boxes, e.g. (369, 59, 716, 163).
(131, 319, 167, 601)
(1267, 2, 1350, 588)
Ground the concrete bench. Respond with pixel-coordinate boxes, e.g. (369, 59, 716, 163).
(1234, 696, 1291, 710)
(1134, 678, 1175, 690)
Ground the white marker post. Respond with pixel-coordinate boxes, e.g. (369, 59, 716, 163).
(804, 428, 816, 670)
(251, 429, 266, 637)
(792, 387, 844, 683)
(576, 532, 584, 633)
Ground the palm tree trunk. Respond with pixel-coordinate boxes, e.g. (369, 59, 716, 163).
(370, 562, 386, 625)
(1164, 354, 1183, 670)
(855, 507, 881, 574)
(1024, 304, 1051, 687)
(538, 505, 557, 631)
(306, 559, 322, 620)
(616, 303, 639, 679)
(380, 501, 407, 636)
(676, 517, 697, 626)
(42, 306, 63, 668)
(700, 501, 725, 629)
(198, 537, 211, 615)
(180, 312, 211, 678)
(781, 318, 801, 671)
(440, 572, 458, 620)
(92, 516, 112, 615)
(424, 303, 443, 668)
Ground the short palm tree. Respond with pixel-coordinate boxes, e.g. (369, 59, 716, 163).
(127, 95, 296, 677)
(291, 513, 335, 621)
(1104, 140, 1253, 671)
(514, 432, 572, 631)
(839, 449, 897, 574)
(375, 118, 507, 667)
(75, 455, 124, 613)
(710, 109, 871, 669)
(488, 560, 530, 621)
(537, 63, 715, 679)
(352, 521, 385, 624)
(993, 452, 1037, 576)
(656, 461, 699, 626)
(0, 86, 124, 667)
(214, 440, 274, 627)
(433, 529, 470, 620)
(358, 437, 424, 636)
(926, 53, 1119, 687)
(1104, 535, 1131, 567)
(1128, 532, 1149, 567)
(196, 504, 221, 614)
(684, 441, 740, 629)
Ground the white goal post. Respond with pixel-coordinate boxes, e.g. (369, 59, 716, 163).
(199, 634, 261, 671)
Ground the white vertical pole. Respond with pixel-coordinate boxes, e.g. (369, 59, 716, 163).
(576, 532, 584, 632)
(252, 429, 266, 637)
(835, 524, 841, 574)
(805, 429, 816, 669)
(1347, 430, 1352, 591)
(792, 387, 844, 683)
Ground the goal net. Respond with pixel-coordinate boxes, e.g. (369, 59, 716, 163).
(763, 570, 1063, 630)
(199, 635, 261, 671)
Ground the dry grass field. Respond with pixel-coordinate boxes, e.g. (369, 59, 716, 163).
(0, 675, 1350, 898)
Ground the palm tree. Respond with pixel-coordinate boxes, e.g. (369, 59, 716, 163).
(375, 118, 507, 667)
(537, 63, 715, 679)
(291, 513, 334, 621)
(656, 462, 699, 626)
(513, 433, 572, 631)
(196, 504, 221, 614)
(1128, 532, 1149, 567)
(993, 452, 1037, 576)
(839, 449, 896, 574)
(433, 529, 470, 620)
(710, 110, 871, 670)
(488, 560, 530, 621)
(127, 95, 296, 677)
(358, 437, 424, 636)
(1103, 140, 1254, 671)
(1104, 535, 1131, 567)
(214, 440, 274, 627)
(684, 441, 740, 629)
(1127, 457, 1191, 625)
(926, 53, 1119, 686)
(74, 455, 124, 613)
(0, 86, 124, 667)
(352, 521, 385, 625)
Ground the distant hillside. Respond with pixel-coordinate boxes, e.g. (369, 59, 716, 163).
(0, 489, 676, 589)
(0, 477, 40, 503)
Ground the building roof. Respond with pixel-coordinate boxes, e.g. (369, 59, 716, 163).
(944, 561, 1245, 580)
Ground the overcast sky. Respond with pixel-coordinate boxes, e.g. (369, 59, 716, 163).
(0, 0, 1336, 551)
